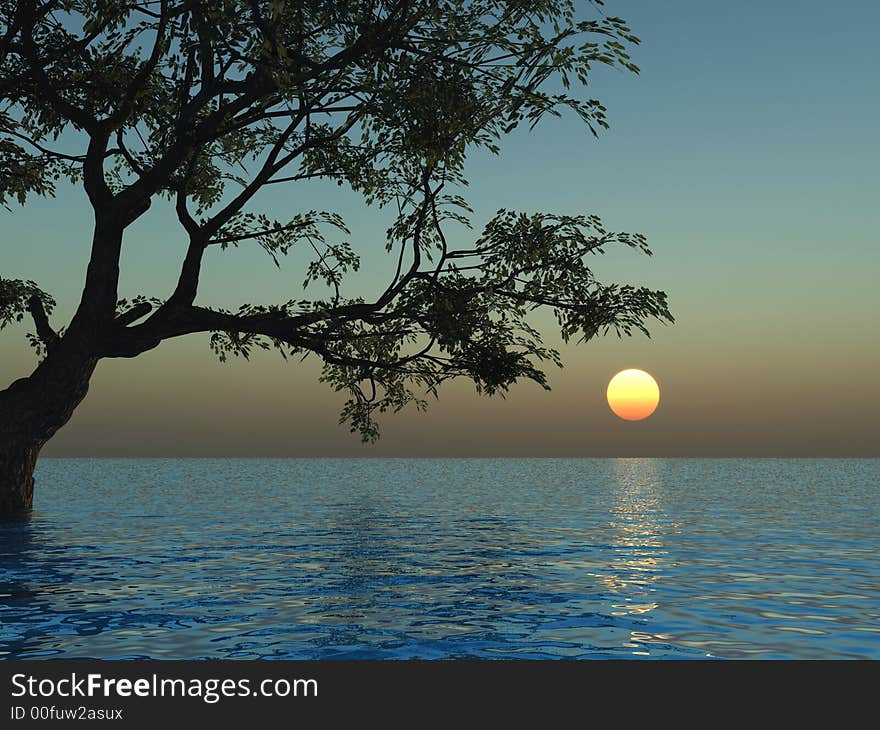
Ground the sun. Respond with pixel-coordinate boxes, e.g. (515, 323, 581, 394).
(606, 369, 660, 421)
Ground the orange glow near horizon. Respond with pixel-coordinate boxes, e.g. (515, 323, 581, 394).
(607, 369, 660, 421)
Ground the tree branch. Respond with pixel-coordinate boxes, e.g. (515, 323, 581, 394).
(108, 0, 169, 128)
(114, 301, 153, 327)
(19, 3, 98, 134)
(27, 294, 59, 349)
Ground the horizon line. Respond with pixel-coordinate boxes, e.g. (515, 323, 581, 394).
(38, 454, 880, 460)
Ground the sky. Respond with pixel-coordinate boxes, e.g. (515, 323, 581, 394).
(1, 0, 878, 456)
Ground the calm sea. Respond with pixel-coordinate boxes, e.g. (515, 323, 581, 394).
(1, 458, 877, 659)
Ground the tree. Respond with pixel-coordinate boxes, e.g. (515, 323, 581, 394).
(0, 0, 672, 514)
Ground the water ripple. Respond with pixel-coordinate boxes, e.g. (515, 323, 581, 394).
(0, 458, 878, 659)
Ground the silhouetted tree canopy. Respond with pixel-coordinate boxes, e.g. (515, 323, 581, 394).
(1, 0, 672, 440)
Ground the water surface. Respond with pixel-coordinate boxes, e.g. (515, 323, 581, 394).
(1, 458, 877, 659)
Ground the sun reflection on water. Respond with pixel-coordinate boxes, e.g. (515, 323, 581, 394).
(598, 459, 703, 656)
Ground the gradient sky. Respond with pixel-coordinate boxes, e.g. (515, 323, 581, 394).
(2, 0, 877, 456)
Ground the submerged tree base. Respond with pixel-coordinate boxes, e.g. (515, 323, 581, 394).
(0, 444, 38, 514)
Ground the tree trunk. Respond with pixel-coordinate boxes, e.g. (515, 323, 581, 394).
(0, 441, 40, 513)
(0, 341, 97, 516)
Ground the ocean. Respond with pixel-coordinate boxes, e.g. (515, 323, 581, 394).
(1, 458, 877, 659)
